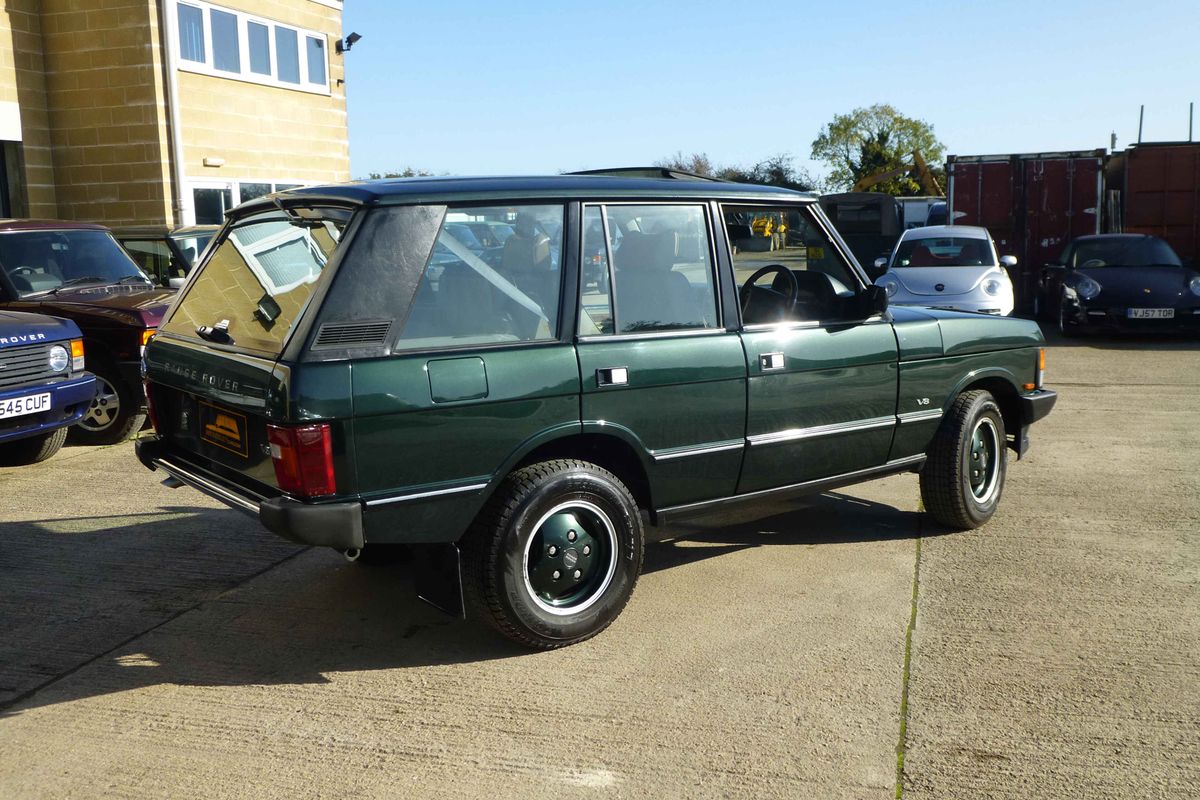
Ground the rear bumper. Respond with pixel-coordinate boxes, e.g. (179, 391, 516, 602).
(135, 437, 364, 550)
(0, 373, 96, 444)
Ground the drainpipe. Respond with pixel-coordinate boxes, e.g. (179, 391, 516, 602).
(160, 0, 193, 226)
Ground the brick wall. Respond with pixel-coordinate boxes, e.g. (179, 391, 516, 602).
(2, 1, 59, 217)
(39, 0, 173, 227)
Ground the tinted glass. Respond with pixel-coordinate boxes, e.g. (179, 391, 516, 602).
(121, 239, 175, 285)
(239, 183, 272, 203)
(210, 9, 240, 72)
(248, 22, 271, 75)
(306, 36, 326, 85)
(1072, 237, 1182, 268)
(590, 204, 717, 334)
(579, 206, 612, 334)
(168, 232, 214, 267)
(161, 211, 345, 355)
(0, 231, 149, 297)
(177, 4, 204, 63)
(398, 204, 564, 349)
(275, 27, 300, 84)
(193, 188, 232, 225)
(893, 236, 995, 267)
(727, 204, 860, 324)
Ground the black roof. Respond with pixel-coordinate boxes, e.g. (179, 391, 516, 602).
(1071, 233, 1159, 242)
(234, 175, 814, 218)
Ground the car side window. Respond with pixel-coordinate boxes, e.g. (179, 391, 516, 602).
(122, 240, 176, 285)
(397, 203, 563, 349)
(578, 204, 718, 335)
(725, 204, 862, 326)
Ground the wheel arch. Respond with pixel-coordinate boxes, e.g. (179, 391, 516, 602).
(953, 370, 1022, 452)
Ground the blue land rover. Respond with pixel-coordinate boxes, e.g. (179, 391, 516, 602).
(0, 310, 96, 464)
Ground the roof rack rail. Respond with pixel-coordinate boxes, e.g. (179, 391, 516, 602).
(566, 167, 725, 182)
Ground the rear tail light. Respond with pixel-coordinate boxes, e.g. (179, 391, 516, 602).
(267, 423, 336, 498)
(143, 380, 160, 433)
(70, 339, 85, 371)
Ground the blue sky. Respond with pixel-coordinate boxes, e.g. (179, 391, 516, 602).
(342, 0, 1199, 181)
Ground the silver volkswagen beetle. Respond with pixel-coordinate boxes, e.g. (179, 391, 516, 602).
(874, 225, 1016, 316)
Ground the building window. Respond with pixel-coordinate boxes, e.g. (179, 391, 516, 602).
(188, 180, 313, 225)
(173, 1, 330, 95)
(247, 22, 271, 76)
(177, 3, 205, 63)
(275, 26, 300, 84)
(306, 37, 326, 85)
(210, 9, 240, 72)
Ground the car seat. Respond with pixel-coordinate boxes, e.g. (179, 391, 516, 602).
(613, 231, 705, 331)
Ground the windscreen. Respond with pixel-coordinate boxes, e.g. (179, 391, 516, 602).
(893, 236, 995, 267)
(160, 209, 347, 356)
(1072, 237, 1181, 268)
(0, 230, 149, 296)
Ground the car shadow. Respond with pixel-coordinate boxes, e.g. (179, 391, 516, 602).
(2, 491, 929, 717)
(644, 490, 934, 574)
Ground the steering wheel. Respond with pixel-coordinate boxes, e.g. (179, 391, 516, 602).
(739, 264, 798, 321)
(11, 266, 36, 276)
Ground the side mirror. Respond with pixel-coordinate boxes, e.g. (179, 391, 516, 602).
(999, 255, 1018, 268)
(873, 257, 888, 269)
(858, 284, 889, 317)
(168, 277, 186, 289)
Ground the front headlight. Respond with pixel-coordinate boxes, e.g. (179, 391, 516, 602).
(982, 278, 1004, 296)
(1076, 276, 1102, 301)
(48, 344, 69, 372)
(1189, 276, 1200, 297)
(879, 277, 899, 297)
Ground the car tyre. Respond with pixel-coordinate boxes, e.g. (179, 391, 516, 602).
(920, 390, 1007, 530)
(461, 459, 643, 649)
(0, 426, 68, 466)
(69, 359, 146, 445)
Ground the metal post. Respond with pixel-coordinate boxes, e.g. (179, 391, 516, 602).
(1138, 105, 1144, 144)
(1190, 102, 1194, 142)
(1110, 131, 1117, 152)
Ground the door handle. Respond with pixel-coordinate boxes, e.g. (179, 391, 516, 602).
(759, 352, 785, 370)
(596, 367, 628, 386)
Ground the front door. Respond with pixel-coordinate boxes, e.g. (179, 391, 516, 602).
(575, 203, 746, 509)
(725, 203, 899, 493)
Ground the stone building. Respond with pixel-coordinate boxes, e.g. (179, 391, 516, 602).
(0, 0, 349, 227)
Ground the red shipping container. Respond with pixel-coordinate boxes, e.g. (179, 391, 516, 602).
(1122, 143, 1200, 265)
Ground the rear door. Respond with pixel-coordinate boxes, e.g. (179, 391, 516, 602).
(575, 203, 746, 508)
(726, 203, 899, 493)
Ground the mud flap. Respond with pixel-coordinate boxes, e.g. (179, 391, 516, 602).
(413, 543, 465, 619)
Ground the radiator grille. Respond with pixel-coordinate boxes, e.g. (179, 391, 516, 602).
(0, 342, 61, 391)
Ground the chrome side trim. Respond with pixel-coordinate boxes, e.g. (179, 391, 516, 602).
(747, 416, 895, 447)
(365, 482, 489, 507)
(153, 457, 262, 517)
(650, 440, 744, 462)
(897, 409, 944, 425)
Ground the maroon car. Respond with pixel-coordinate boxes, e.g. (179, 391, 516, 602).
(0, 220, 173, 444)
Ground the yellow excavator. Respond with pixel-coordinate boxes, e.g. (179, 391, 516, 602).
(852, 151, 943, 195)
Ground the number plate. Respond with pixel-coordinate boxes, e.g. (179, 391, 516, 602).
(1126, 308, 1174, 319)
(199, 402, 249, 458)
(0, 392, 51, 420)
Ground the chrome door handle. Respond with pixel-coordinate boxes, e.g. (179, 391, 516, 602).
(596, 367, 628, 386)
(759, 352, 785, 370)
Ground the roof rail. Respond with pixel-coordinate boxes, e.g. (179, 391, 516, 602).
(566, 167, 725, 182)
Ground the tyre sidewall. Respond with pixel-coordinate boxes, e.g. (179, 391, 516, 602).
(494, 467, 642, 643)
(958, 397, 1007, 526)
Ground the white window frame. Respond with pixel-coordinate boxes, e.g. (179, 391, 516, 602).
(185, 179, 314, 225)
(173, 0, 331, 96)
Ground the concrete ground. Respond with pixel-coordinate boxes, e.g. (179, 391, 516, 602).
(0, 333, 1196, 798)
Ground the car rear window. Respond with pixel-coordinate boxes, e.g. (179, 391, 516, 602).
(160, 209, 347, 356)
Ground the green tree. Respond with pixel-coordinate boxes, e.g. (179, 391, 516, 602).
(365, 167, 434, 179)
(810, 104, 945, 195)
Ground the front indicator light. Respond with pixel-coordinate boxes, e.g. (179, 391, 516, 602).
(70, 339, 85, 371)
(1036, 347, 1045, 389)
(139, 329, 156, 357)
(267, 423, 336, 498)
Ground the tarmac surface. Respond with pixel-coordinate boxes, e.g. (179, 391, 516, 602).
(0, 332, 1196, 798)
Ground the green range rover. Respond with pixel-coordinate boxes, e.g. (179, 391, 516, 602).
(136, 175, 1056, 648)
